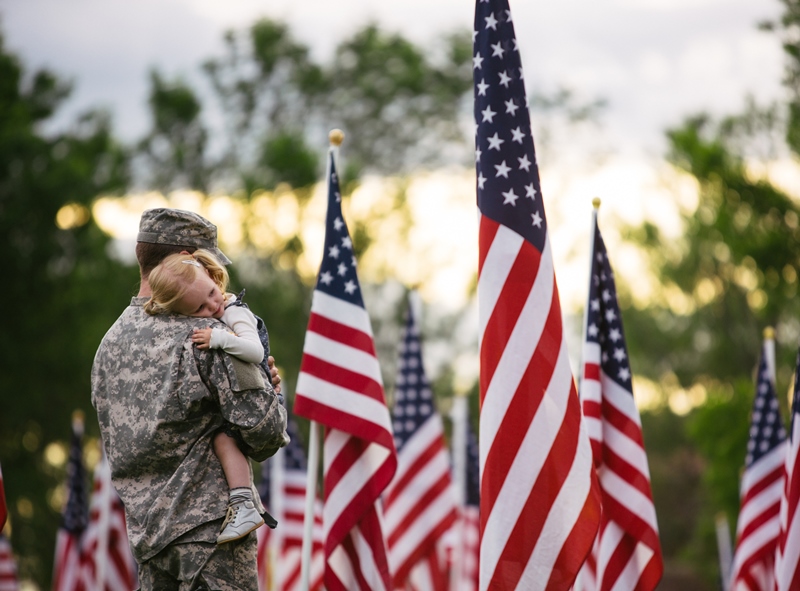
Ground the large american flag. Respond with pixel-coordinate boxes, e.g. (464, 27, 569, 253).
(775, 348, 800, 591)
(576, 212, 663, 591)
(256, 415, 324, 591)
(80, 451, 137, 591)
(0, 534, 19, 591)
(383, 296, 458, 590)
(52, 414, 89, 591)
(293, 149, 398, 591)
(473, 0, 601, 589)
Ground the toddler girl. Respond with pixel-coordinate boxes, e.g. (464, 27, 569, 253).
(145, 249, 274, 544)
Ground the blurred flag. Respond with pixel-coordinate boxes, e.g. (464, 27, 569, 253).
(383, 295, 458, 590)
(0, 462, 7, 532)
(576, 209, 663, 591)
(775, 348, 800, 590)
(473, 0, 601, 588)
(257, 416, 324, 591)
(80, 450, 137, 591)
(294, 149, 398, 590)
(0, 534, 19, 591)
(729, 330, 786, 591)
(445, 412, 480, 591)
(52, 413, 89, 591)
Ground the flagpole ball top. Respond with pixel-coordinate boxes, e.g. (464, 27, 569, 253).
(592, 197, 601, 209)
(764, 326, 775, 339)
(72, 409, 84, 424)
(329, 129, 345, 146)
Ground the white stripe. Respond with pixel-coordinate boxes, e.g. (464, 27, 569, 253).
(311, 290, 374, 336)
(479, 237, 555, 473)
(741, 443, 788, 495)
(323, 437, 392, 539)
(520, 410, 595, 591)
(600, 466, 659, 532)
(600, 373, 643, 428)
(596, 520, 624, 584)
(479, 332, 573, 591)
(608, 538, 655, 591)
(384, 448, 453, 532)
(352, 523, 389, 591)
(297, 373, 391, 432)
(384, 416, 444, 497)
(582, 341, 601, 366)
(732, 514, 782, 575)
(777, 500, 800, 590)
(603, 421, 652, 484)
(300, 330, 383, 384)
(736, 478, 783, 536)
(585, 416, 603, 446)
(477, 224, 525, 346)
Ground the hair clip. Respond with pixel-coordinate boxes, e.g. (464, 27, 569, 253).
(181, 260, 202, 268)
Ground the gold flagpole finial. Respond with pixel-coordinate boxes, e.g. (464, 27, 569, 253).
(764, 326, 775, 340)
(329, 129, 345, 147)
(72, 409, 85, 424)
(592, 197, 601, 209)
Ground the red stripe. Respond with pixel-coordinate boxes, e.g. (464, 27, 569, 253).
(479, 237, 542, 405)
(478, 215, 500, 277)
(298, 353, 385, 407)
(600, 394, 646, 449)
(601, 446, 656, 512)
(598, 532, 636, 591)
(308, 312, 377, 356)
(583, 400, 602, 419)
(391, 507, 457, 586)
(741, 465, 786, 506)
(737, 501, 780, 545)
(387, 472, 454, 548)
(383, 439, 444, 508)
(600, 489, 661, 555)
(584, 363, 600, 381)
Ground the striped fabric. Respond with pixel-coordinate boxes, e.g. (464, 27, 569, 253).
(294, 150, 397, 591)
(0, 535, 19, 591)
(473, 0, 601, 589)
(576, 213, 662, 591)
(383, 296, 458, 589)
(775, 349, 800, 590)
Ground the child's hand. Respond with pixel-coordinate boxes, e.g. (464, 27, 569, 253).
(192, 328, 213, 350)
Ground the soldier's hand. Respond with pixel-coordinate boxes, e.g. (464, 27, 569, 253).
(192, 327, 213, 350)
(267, 356, 282, 394)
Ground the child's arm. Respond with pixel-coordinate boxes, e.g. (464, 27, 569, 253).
(192, 306, 264, 364)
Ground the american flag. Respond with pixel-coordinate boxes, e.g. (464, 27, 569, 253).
(0, 462, 7, 532)
(576, 212, 663, 591)
(80, 450, 137, 591)
(775, 347, 800, 591)
(730, 332, 786, 591)
(256, 415, 325, 591)
(293, 149, 398, 591)
(473, 0, 601, 589)
(0, 534, 19, 591)
(446, 413, 480, 591)
(383, 296, 458, 590)
(53, 414, 89, 591)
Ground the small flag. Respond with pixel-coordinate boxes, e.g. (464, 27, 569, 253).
(52, 414, 89, 591)
(294, 149, 398, 590)
(576, 210, 663, 591)
(775, 348, 800, 590)
(383, 295, 458, 589)
(473, 0, 601, 588)
(0, 534, 19, 591)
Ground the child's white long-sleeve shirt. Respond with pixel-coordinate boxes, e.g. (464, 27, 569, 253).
(208, 295, 264, 364)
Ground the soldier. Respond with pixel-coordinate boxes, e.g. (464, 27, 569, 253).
(91, 208, 289, 590)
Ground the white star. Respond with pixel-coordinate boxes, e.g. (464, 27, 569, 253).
(481, 105, 497, 123)
(591, 298, 600, 311)
(513, 39, 519, 52)
(487, 133, 505, 150)
(588, 323, 599, 337)
(498, 71, 512, 87)
(473, 30, 478, 41)
(485, 12, 498, 30)
(335, 191, 341, 203)
(505, 9, 513, 22)
(502, 189, 519, 205)
(519, 68, 524, 80)
(605, 309, 616, 322)
(511, 127, 525, 143)
(613, 348, 626, 361)
(491, 42, 505, 58)
(477, 172, 487, 189)
(618, 367, 631, 381)
(531, 211, 542, 227)
(344, 280, 357, 294)
(475, 147, 482, 162)
(477, 79, 489, 96)
(494, 161, 511, 178)
(602, 289, 611, 302)
(337, 263, 348, 276)
(473, 53, 484, 70)
(328, 245, 340, 258)
(320, 271, 333, 285)
(351, 256, 357, 267)
(341, 236, 352, 249)
(596, 252, 604, 262)
(505, 99, 519, 116)
(333, 217, 344, 231)
(525, 183, 537, 199)
(609, 328, 621, 342)
(518, 154, 531, 171)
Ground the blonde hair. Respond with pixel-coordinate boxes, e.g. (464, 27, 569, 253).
(144, 249, 230, 315)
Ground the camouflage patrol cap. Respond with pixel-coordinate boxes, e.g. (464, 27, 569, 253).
(137, 208, 232, 265)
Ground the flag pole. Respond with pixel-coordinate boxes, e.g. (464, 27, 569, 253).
(300, 128, 345, 591)
(450, 393, 468, 591)
(715, 512, 733, 591)
(764, 326, 776, 386)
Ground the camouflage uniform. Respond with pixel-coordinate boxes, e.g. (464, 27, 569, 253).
(91, 208, 288, 590)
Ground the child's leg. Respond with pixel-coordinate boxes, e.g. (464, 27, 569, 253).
(213, 431, 251, 489)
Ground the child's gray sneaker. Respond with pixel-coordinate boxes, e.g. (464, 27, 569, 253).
(217, 499, 264, 544)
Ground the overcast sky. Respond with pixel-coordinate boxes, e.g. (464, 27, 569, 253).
(0, 0, 787, 161)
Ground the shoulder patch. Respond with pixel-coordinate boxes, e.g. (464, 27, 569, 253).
(226, 356, 267, 392)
